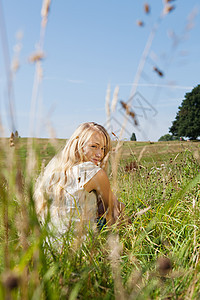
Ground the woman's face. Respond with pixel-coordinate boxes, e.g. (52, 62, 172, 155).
(83, 132, 105, 165)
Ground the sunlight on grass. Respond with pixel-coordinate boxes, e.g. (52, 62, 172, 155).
(0, 138, 199, 299)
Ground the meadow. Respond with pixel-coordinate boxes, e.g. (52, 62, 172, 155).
(0, 0, 199, 298)
(0, 137, 199, 299)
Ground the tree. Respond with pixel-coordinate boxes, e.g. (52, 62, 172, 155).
(158, 134, 178, 141)
(169, 85, 200, 140)
(130, 132, 136, 141)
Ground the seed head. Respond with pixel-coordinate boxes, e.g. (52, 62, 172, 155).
(29, 52, 45, 63)
(153, 66, 164, 77)
(144, 3, 150, 14)
(120, 100, 138, 125)
(1, 271, 20, 290)
(41, 0, 51, 18)
(157, 256, 172, 276)
(163, 5, 175, 15)
(137, 20, 144, 27)
(112, 131, 118, 139)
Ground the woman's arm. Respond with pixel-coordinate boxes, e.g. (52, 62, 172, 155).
(84, 169, 118, 225)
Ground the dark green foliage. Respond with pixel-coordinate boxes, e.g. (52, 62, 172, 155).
(158, 134, 179, 141)
(130, 133, 137, 141)
(169, 84, 200, 140)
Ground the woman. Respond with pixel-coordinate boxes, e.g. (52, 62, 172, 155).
(34, 122, 125, 235)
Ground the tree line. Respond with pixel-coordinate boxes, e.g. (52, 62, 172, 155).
(159, 84, 200, 141)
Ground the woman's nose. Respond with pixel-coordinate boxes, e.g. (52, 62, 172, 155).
(96, 150, 102, 158)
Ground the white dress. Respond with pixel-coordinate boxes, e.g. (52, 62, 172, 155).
(49, 161, 101, 235)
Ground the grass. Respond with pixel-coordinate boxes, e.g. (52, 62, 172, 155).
(0, 138, 199, 299)
(1, 0, 199, 298)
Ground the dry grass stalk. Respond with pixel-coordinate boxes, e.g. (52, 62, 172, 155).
(120, 100, 138, 126)
(8, 136, 30, 254)
(110, 136, 122, 192)
(128, 270, 142, 299)
(0, 118, 5, 138)
(163, 5, 175, 16)
(26, 145, 37, 179)
(164, 0, 176, 3)
(0, 1, 17, 133)
(1, 144, 18, 271)
(3, 202, 9, 269)
(9, 132, 15, 147)
(186, 8, 199, 31)
(117, 0, 177, 142)
(111, 131, 118, 140)
(111, 140, 123, 194)
(153, 66, 164, 77)
(105, 83, 111, 132)
(41, 0, 51, 28)
(108, 234, 126, 300)
(105, 83, 111, 118)
(11, 31, 23, 74)
(118, 15, 162, 143)
(15, 173, 30, 252)
(43, 111, 59, 148)
(9, 131, 19, 147)
(11, 58, 20, 73)
(29, 51, 45, 63)
(27, 0, 51, 177)
(134, 206, 151, 217)
(111, 85, 119, 113)
(138, 146, 147, 162)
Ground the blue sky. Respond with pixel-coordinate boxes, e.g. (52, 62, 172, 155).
(0, 0, 199, 141)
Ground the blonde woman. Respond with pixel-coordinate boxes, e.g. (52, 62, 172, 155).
(34, 122, 125, 235)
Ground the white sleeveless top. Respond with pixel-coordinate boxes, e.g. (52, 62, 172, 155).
(49, 162, 101, 235)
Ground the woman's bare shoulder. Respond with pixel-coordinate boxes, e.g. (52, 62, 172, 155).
(84, 168, 110, 192)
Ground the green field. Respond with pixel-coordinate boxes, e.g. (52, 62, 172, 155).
(0, 138, 200, 299)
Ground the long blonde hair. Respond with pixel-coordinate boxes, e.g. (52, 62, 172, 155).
(34, 122, 111, 216)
